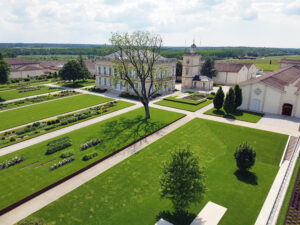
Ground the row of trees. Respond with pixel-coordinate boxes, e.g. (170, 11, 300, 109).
(213, 85, 242, 114)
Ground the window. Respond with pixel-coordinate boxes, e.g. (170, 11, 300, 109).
(186, 68, 189, 75)
(193, 82, 197, 87)
(202, 82, 206, 87)
(109, 67, 112, 75)
(97, 66, 101, 74)
(98, 77, 101, 85)
(104, 67, 107, 75)
(104, 78, 107, 85)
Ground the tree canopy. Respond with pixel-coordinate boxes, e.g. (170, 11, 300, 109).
(213, 86, 224, 110)
(234, 142, 256, 171)
(234, 84, 242, 110)
(223, 87, 235, 114)
(200, 58, 218, 78)
(0, 52, 10, 84)
(110, 31, 171, 119)
(160, 147, 206, 213)
(59, 60, 84, 82)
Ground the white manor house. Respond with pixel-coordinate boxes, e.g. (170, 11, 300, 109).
(94, 52, 177, 95)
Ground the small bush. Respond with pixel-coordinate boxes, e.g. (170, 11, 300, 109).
(10, 137, 16, 142)
(234, 142, 256, 171)
(60, 151, 74, 158)
(80, 138, 102, 151)
(0, 156, 24, 170)
(82, 152, 98, 161)
(50, 156, 75, 171)
(46, 136, 72, 155)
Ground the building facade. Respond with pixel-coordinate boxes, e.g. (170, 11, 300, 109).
(94, 52, 177, 95)
(239, 65, 300, 118)
(181, 44, 258, 88)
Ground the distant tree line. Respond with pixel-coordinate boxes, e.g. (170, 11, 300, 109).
(0, 44, 299, 60)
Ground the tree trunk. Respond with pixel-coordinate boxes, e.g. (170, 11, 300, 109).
(142, 100, 150, 119)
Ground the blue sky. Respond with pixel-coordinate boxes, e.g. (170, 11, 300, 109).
(0, 0, 300, 48)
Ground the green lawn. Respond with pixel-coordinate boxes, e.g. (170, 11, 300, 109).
(277, 157, 300, 225)
(155, 99, 212, 111)
(204, 108, 263, 123)
(0, 79, 56, 92)
(164, 96, 205, 105)
(0, 86, 61, 101)
(0, 94, 112, 131)
(222, 55, 300, 71)
(56, 79, 95, 88)
(22, 118, 287, 225)
(0, 107, 184, 211)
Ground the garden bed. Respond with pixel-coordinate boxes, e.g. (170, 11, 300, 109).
(0, 94, 113, 131)
(0, 90, 79, 111)
(155, 99, 212, 112)
(164, 96, 206, 105)
(0, 101, 133, 148)
(204, 108, 263, 123)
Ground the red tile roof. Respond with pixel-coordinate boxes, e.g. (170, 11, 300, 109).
(5, 58, 39, 65)
(240, 65, 300, 91)
(215, 62, 252, 73)
(280, 59, 300, 64)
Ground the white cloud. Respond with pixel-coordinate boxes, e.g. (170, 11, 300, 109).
(0, 0, 299, 47)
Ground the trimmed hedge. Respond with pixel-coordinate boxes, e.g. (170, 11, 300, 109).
(0, 156, 24, 170)
(46, 137, 72, 155)
(60, 151, 74, 159)
(80, 138, 102, 151)
(164, 96, 206, 105)
(82, 152, 98, 161)
(49, 157, 75, 171)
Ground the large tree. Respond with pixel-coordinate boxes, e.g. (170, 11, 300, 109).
(78, 54, 90, 79)
(223, 87, 235, 115)
(213, 86, 224, 111)
(59, 60, 84, 82)
(110, 31, 170, 119)
(0, 52, 10, 84)
(160, 147, 206, 213)
(200, 58, 218, 78)
(234, 84, 242, 110)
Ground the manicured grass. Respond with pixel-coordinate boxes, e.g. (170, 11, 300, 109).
(56, 79, 95, 88)
(0, 107, 184, 211)
(0, 101, 134, 148)
(204, 108, 263, 123)
(277, 157, 300, 225)
(164, 96, 204, 105)
(155, 99, 212, 111)
(0, 86, 61, 101)
(23, 118, 287, 225)
(0, 94, 112, 131)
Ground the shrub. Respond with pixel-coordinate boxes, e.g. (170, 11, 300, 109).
(80, 138, 102, 151)
(60, 151, 74, 158)
(1, 136, 5, 140)
(210, 92, 216, 95)
(82, 152, 98, 161)
(0, 156, 24, 170)
(46, 136, 72, 155)
(10, 137, 16, 142)
(50, 156, 75, 171)
(234, 142, 256, 171)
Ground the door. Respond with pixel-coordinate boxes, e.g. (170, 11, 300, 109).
(282, 104, 293, 116)
(250, 99, 261, 112)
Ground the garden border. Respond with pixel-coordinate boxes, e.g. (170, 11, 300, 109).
(0, 113, 186, 216)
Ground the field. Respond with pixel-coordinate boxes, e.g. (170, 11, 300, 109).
(277, 157, 300, 225)
(222, 55, 300, 71)
(204, 108, 263, 123)
(22, 118, 287, 225)
(154, 99, 212, 112)
(0, 107, 184, 211)
(0, 86, 61, 101)
(0, 94, 112, 131)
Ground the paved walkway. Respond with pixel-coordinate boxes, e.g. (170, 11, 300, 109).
(190, 201, 227, 225)
(0, 114, 193, 225)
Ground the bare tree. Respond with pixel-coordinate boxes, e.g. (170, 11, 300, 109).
(110, 31, 172, 119)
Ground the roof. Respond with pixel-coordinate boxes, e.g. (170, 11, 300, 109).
(240, 65, 300, 91)
(10, 64, 44, 72)
(40, 61, 67, 70)
(215, 62, 252, 73)
(192, 75, 212, 82)
(280, 59, 300, 64)
(5, 58, 39, 65)
(84, 60, 96, 71)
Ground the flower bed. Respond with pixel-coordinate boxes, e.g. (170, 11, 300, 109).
(46, 137, 72, 155)
(0, 156, 24, 170)
(80, 138, 102, 151)
(49, 157, 75, 171)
